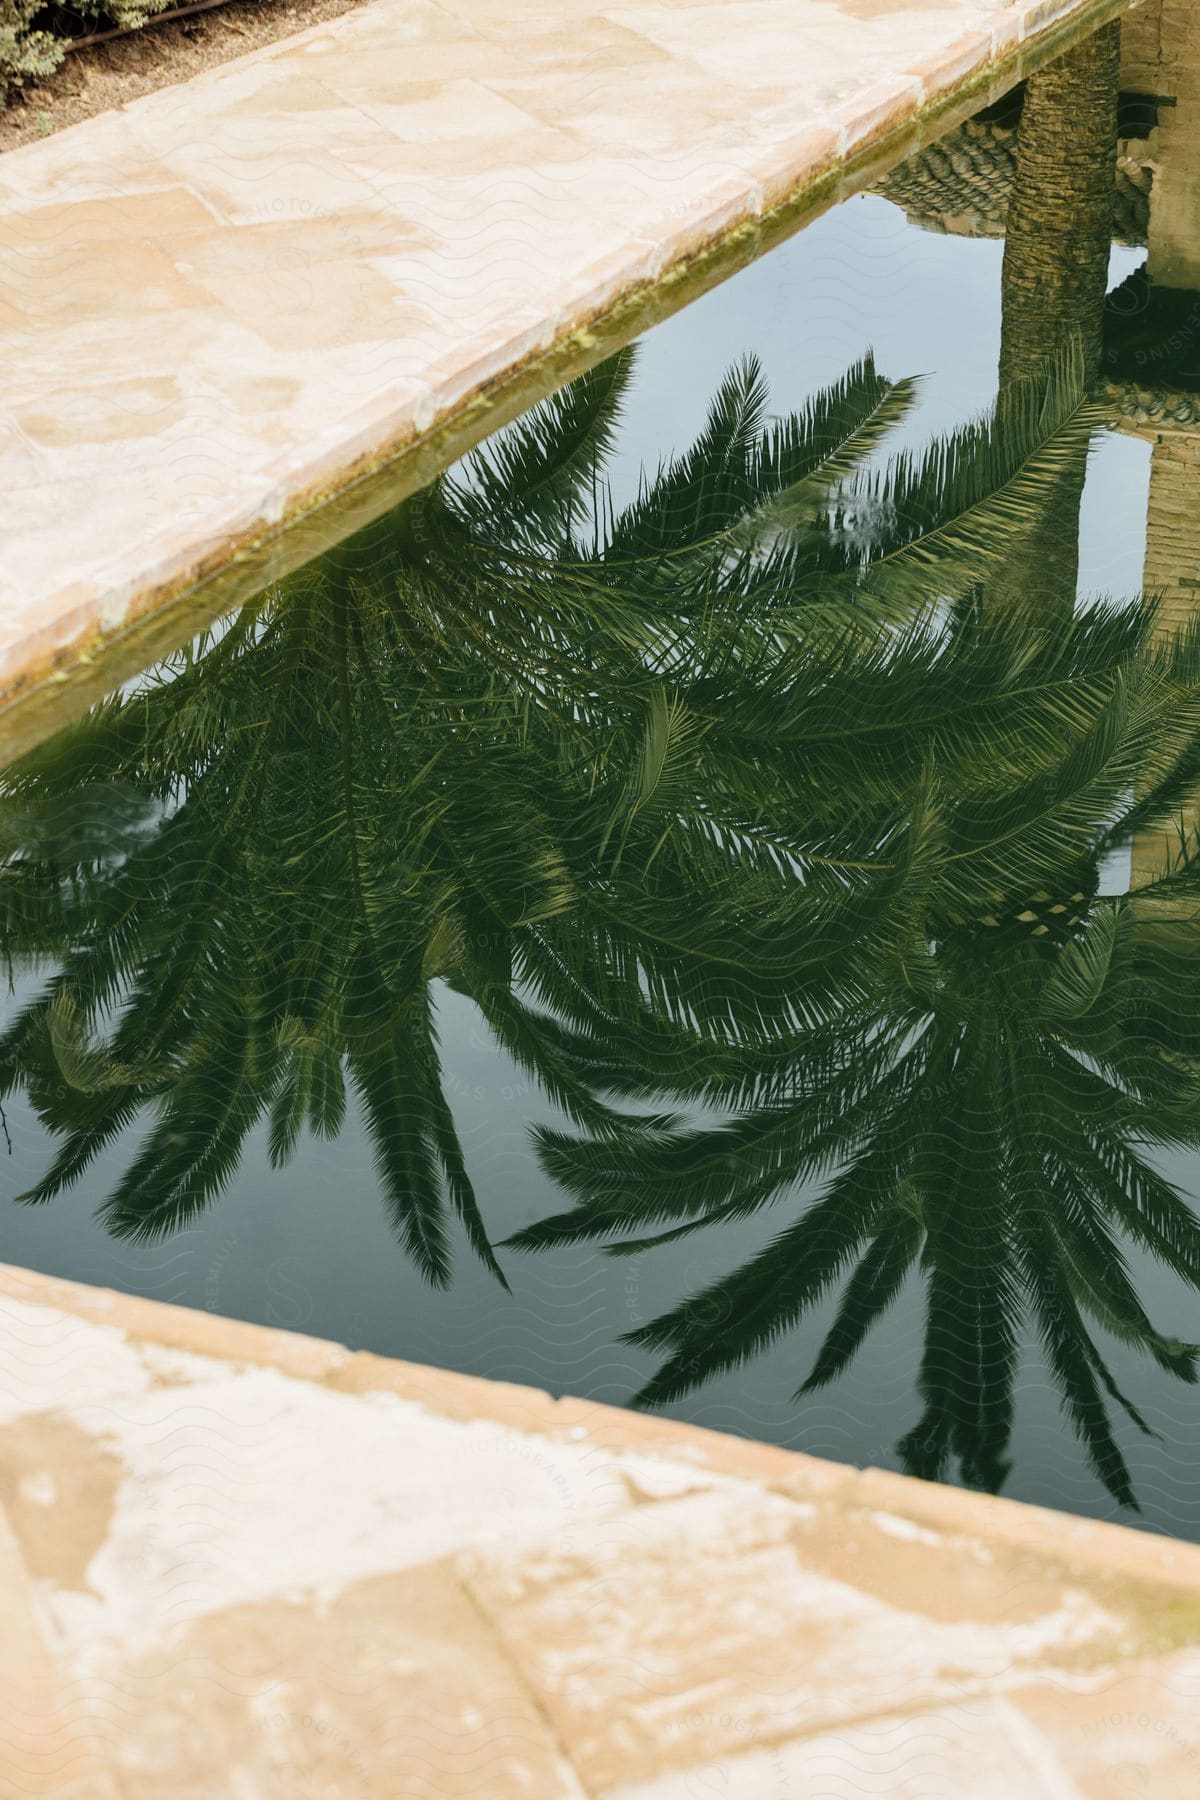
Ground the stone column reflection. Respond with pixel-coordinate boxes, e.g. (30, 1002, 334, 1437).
(1113, 1, 1200, 884)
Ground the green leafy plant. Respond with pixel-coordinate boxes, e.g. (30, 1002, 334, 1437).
(1, 0, 176, 111)
(1, 0, 64, 107)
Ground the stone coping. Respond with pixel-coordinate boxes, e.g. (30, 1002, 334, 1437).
(0, 0, 1130, 748)
(1, 1258, 1199, 1796)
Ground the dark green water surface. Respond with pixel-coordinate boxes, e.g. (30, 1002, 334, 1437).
(4, 24, 1200, 1540)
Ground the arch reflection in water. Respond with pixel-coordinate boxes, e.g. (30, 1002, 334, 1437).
(4, 331, 1200, 1515)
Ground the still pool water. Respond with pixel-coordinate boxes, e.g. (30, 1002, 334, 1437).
(4, 26, 1199, 1541)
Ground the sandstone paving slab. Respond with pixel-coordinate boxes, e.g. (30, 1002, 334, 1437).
(73, 1563, 591, 1799)
(455, 1481, 1200, 1793)
(853, 1464, 1200, 1600)
(0, 1259, 1197, 1796)
(1008, 1653, 1200, 1796)
(600, 1696, 1085, 1799)
(0, 1505, 118, 1800)
(0, 0, 1128, 721)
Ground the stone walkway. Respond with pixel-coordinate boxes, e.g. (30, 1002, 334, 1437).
(1, 1261, 1198, 1797)
(0, 0, 1126, 721)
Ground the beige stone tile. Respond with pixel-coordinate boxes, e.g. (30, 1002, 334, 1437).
(0, 574, 106, 693)
(0, 1414, 124, 1594)
(337, 75, 544, 143)
(4, 274, 226, 408)
(989, 10, 1026, 60)
(269, 0, 467, 59)
(123, 75, 397, 226)
(458, 1481, 1148, 1792)
(285, 32, 527, 101)
(412, 306, 576, 419)
(617, 172, 765, 268)
(601, 1696, 1079, 1799)
(1008, 1654, 1200, 1796)
(326, 1344, 569, 1430)
(194, 245, 422, 354)
(483, 42, 767, 152)
(329, 121, 589, 197)
(0, 1258, 1199, 1800)
(1019, 0, 1105, 37)
(904, 26, 996, 94)
(0, 1298, 648, 1657)
(85, 1563, 591, 1799)
(855, 1467, 1200, 1598)
(0, 0, 1115, 713)
(606, 3, 822, 92)
(0, 411, 50, 483)
(0, 1507, 119, 1799)
(746, 122, 842, 213)
(0, 185, 215, 249)
(0, 112, 174, 211)
(126, 60, 375, 142)
(437, 0, 600, 20)
(476, 13, 674, 70)
(156, 147, 390, 228)
(839, 75, 927, 158)
(3, 245, 215, 337)
(0, 1264, 353, 1382)
(14, 376, 185, 451)
(788, 1498, 1111, 1633)
(0, 319, 438, 659)
(331, 1349, 855, 1493)
(0, 189, 221, 341)
(544, 1395, 717, 1462)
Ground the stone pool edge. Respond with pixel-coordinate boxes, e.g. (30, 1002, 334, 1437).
(0, 0, 1131, 750)
(1, 1256, 1199, 1797)
(3, 1255, 1199, 1592)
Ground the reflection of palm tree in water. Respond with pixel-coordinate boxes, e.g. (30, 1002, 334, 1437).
(4, 54, 1200, 1508)
(508, 574, 1200, 1510)
(2, 346, 1045, 1273)
(508, 31, 1200, 1508)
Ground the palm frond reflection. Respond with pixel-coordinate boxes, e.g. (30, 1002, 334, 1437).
(3, 341, 1199, 1511)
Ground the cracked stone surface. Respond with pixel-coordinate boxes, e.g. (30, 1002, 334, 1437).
(0, 0, 1125, 715)
(0, 1260, 1197, 1796)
